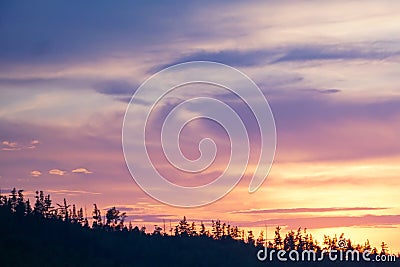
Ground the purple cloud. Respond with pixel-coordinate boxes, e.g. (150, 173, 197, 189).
(230, 207, 389, 214)
(245, 215, 400, 229)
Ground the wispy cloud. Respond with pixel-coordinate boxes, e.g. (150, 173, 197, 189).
(72, 168, 93, 174)
(30, 170, 42, 177)
(1, 141, 19, 151)
(47, 189, 101, 196)
(1, 140, 39, 151)
(249, 215, 400, 229)
(272, 44, 400, 64)
(302, 89, 341, 94)
(101, 204, 176, 223)
(48, 169, 67, 176)
(230, 207, 389, 215)
(156, 49, 275, 71)
(125, 214, 176, 223)
(155, 42, 400, 73)
(93, 80, 137, 96)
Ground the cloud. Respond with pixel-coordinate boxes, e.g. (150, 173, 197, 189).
(230, 207, 389, 215)
(27, 140, 40, 149)
(1, 140, 19, 151)
(47, 189, 101, 196)
(154, 42, 400, 74)
(249, 215, 400, 229)
(126, 214, 176, 223)
(0, 115, 123, 184)
(302, 89, 341, 94)
(1, 140, 39, 151)
(156, 49, 274, 71)
(93, 80, 137, 96)
(117, 96, 151, 105)
(0, 1, 218, 65)
(72, 167, 93, 174)
(30, 170, 42, 177)
(101, 204, 176, 223)
(268, 92, 400, 162)
(48, 169, 67, 176)
(48, 167, 93, 176)
(272, 44, 400, 64)
(2, 141, 17, 147)
(0, 77, 62, 86)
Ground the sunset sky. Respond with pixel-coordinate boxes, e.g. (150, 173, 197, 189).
(1, 1, 400, 252)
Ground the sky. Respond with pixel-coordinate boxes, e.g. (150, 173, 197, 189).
(1, 0, 400, 252)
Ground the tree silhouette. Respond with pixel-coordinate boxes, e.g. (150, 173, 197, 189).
(153, 225, 163, 235)
(256, 231, 265, 247)
(8, 187, 18, 212)
(105, 206, 126, 229)
(15, 189, 26, 216)
(0, 188, 398, 267)
(199, 221, 207, 236)
(274, 226, 283, 249)
(211, 219, 222, 240)
(92, 203, 102, 228)
(57, 198, 70, 221)
(177, 216, 190, 236)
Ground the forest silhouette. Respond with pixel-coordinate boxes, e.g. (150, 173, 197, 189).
(0, 188, 398, 266)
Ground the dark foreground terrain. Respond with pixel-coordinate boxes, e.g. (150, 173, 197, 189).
(0, 189, 399, 267)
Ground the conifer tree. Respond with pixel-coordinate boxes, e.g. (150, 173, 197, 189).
(92, 204, 102, 228)
(15, 189, 26, 216)
(178, 216, 189, 236)
(256, 231, 265, 247)
(247, 230, 255, 246)
(57, 198, 70, 221)
(274, 226, 283, 249)
(8, 187, 18, 212)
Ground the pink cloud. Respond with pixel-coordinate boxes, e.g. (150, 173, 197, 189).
(72, 167, 93, 174)
(230, 207, 389, 214)
(1, 139, 40, 151)
(30, 170, 42, 177)
(1, 140, 20, 151)
(247, 215, 400, 229)
(49, 169, 67, 176)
